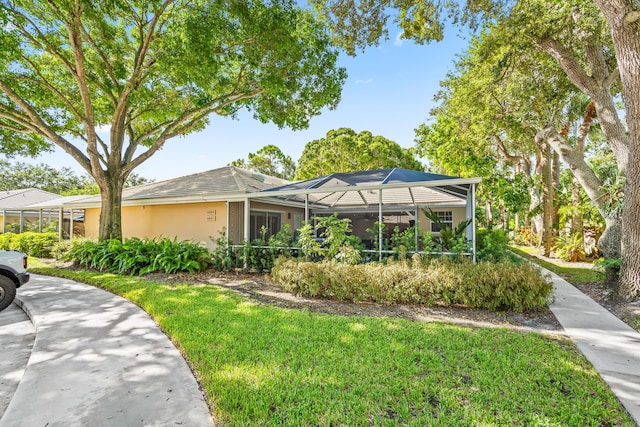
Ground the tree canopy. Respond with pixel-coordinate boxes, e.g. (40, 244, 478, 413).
(295, 128, 422, 180)
(231, 145, 296, 180)
(0, 0, 345, 239)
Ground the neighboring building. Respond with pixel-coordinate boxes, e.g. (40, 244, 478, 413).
(0, 189, 61, 233)
(7, 166, 481, 258)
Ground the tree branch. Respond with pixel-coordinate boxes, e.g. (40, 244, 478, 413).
(65, 6, 103, 178)
(0, 79, 92, 173)
(112, 0, 174, 142)
(18, 57, 84, 120)
(536, 38, 596, 97)
(605, 66, 620, 89)
(124, 89, 263, 174)
(9, 9, 78, 79)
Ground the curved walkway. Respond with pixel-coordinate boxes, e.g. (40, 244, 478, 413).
(0, 303, 34, 417)
(1, 274, 214, 427)
(546, 268, 640, 425)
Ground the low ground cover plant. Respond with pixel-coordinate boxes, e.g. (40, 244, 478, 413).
(65, 237, 210, 275)
(28, 261, 633, 426)
(0, 231, 59, 257)
(271, 255, 552, 311)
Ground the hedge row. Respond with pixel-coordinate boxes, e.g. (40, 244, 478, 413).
(0, 232, 59, 258)
(271, 256, 553, 312)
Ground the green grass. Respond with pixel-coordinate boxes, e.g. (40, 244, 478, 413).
(509, 246, 605, 285)
(30, 261, 632, 426)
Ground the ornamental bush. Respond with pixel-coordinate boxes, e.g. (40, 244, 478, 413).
(271, 255, 552, 312)
(0, 232, 59, 257)
(66, 237, 210, 275)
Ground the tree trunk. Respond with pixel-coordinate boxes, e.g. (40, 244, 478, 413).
(540, 143, 554, 256)
(570, 101, 595, 241)
(600, 216, 623, 286)
(570, 178, 584, 238)
(594, 1, 640, 300)
(552, 149, 561, 237)
(96, 173, 126, 241)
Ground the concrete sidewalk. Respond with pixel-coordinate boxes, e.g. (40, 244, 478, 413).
(547, 268, 640, 425)
(1, 274, 214, 427)
(0, 303, 34, 417)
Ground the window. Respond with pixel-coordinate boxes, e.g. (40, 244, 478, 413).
(430, 211, 453, 233)
(250, 211, 282, 241)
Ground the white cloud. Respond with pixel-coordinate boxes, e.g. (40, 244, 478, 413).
(394, 32, 405, 47)
(355, 78, 374, 85)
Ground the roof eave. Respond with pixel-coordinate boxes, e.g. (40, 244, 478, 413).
(255, 177, 482, 199)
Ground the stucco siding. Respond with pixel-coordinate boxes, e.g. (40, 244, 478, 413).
(84, 202, 227, 249)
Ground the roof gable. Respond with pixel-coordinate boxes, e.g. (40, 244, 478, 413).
(0, 188, 60, 209)
(63, 166, 291, 207)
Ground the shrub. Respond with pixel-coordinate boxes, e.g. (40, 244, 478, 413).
(476, 228, 510, 261)
(271, 256, 553, 312)
(210, 225, 297, 272)
(512, 226, 537, 246)
(210, 231, 243, 271)
(553, 233, 586, 262)
(66, 237, 210, 275)
(0, 232, 59, 257)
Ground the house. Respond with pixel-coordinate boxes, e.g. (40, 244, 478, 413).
(0, 188, 61, 233)
(8, 166, 481, 259)
(63, 166, 303, 248)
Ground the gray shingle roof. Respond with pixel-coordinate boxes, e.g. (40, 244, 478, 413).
(64, 166, 291, 207)
(0, 188, 61, 209)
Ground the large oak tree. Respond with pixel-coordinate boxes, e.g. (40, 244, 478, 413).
(0, 0, 345, 240)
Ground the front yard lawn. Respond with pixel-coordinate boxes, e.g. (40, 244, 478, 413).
(31, 262, 632, 426)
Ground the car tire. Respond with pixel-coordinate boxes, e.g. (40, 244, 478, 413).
(0, 275, 17, 312)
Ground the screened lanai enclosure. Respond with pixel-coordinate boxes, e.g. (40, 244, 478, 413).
(244, 168, 481, 261)
(2, 196, 87, 239)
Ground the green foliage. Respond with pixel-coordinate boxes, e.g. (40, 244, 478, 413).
(66, 238, 210, 275)
(210, 225, 297, 272)
(509, 246, 605, 285)
(296, 222, 322, 260)
(313, 214, 363, 263)
(210, 231, 243, 272)
(553, 234, 586, 262)
(422, 208, 471, 253)
(0, 0, 345, 239)
(295, 128, 422, 180)
(271, 256, 553, 312)
(594, 257, 621, 274)
(0, 232, 59, 257)
(0, 160, 152, 195)
(230, 145, 296, 180)
(389, 225, 419, 258)
(244, 225, 296, 272)
(476, 228, 510, 261)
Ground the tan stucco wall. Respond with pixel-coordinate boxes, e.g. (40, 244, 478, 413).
(84, 208, 100, 238)
(84, 200, 306, 247)
(84, 202, 227, 249)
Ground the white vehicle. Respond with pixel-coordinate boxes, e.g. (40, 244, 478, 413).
(0, 250, 29, 311)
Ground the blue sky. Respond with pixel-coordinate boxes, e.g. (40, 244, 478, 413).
(12, 27, 470, 182)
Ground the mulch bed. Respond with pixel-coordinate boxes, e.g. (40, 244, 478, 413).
(145, 270, 565, 335)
